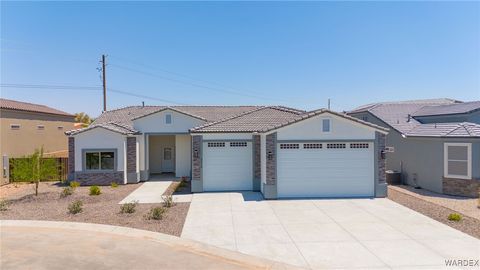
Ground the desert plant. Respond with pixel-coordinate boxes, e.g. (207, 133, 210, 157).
(162, 194, 175, 208)
(447, 213, 462, 222)
(0, 200, 9, 211)
(89, 185, 101, 196)
(60, 187, 74, 198)
(10, 147, 58, 196)
(69, 181, 80, 189)
(145, 206, 166, 220)
(74, 112, 93, 128)
(111, 182, 119, 188)
(68, 200, 83, 214)
(120, 201, 138, 214)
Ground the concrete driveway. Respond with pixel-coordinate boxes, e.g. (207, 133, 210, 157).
(181, 192, 480, 269)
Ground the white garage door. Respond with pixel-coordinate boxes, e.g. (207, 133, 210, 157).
(203, 141, 253, 191)
(277, 142, 374, 198)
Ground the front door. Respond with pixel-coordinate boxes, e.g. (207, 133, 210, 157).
(161, 147, 174, 172)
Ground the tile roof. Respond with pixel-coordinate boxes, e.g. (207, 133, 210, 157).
(413, 100, 480, 117)
(191, 106, 389, 133)
(0, 98, 73, 116)
(404, 122, 480, 138)
(65, 122, 140, 136)
(347, 98, 460, 134)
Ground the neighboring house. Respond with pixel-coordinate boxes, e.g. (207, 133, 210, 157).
(66, 105, 388, 199)
(348, 99, 480, 198)
(0, 98, 75, 185)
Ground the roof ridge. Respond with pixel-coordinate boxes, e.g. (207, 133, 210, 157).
(444, 123, 466, 136)
(269, 106, 306, 115)
(0, 98, 52, 108)
(190, 106, 268, 131)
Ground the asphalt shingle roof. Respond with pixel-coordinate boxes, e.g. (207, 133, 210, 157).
(0, 98, 73, 116)
(413, 101, 480, 117)
(405, 122, 480, 137)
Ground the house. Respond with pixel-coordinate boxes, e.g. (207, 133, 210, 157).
(0, 98, 76, 185)
(65, 105, 389, 199)
(348, 99, 480, 198)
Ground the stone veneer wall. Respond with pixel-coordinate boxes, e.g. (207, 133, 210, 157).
(253, 135, 261, 190)
(126, 137, 136, 174)
(75, 172, 124, 186)
(266, 133, 277, 185)
(192, 135, 202, 181)
(68, 137, 75, 181)
(443, 177, 480, 198)
(376, 132, 386, 183)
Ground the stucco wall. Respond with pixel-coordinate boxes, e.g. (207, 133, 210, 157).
(73, 127, 126, 173)
(133, 109, 205, 133)
(148, 135, 175, 174)
(175, 134, 191, 177)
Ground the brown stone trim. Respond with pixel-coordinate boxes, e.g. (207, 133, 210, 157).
(192, 135, 202, 181)
(443, 177, 480, 198)
(126, 137, 136, 173)
(75, 172, 124, 186)
(266, 132, 277, 185)
(253, 135, 261, 180)
(376, 132, 386, 183)
(68, 137, 75, 181)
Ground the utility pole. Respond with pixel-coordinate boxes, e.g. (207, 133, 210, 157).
(101, 54, 107, 112)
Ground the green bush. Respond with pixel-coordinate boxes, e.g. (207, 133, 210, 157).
(111, 182, 119, 188)
(69, 181, 80, 189)
(68, 200, 83, 214)
(89, 185, 101, 196)
(447, 213, 462, 222)
(120, 201, 138, 214)
(162, 195, 175, 208)
(0, 200, 9, 211)
(145, 207, 166, 220)
(60, 187, 74, 198)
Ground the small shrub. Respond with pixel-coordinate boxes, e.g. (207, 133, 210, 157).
(89, 185, 101, 196)
(111, 182, 119, 188)
(162, 195, 175, 208)
(447, 213, 462, 222)
(145, 206, 166, 220)
(68, 200, 83, 214)
(0, 200, 9, 211)
(60, 187, 74, 198)
(120, 201, 138, 214)
(69, 181, 80, 189)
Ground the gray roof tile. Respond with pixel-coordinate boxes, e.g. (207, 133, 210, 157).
(413, 101, 480, 117)
(0, 98, 73, 116)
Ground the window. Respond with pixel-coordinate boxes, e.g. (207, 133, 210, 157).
(327, 143, 346, 149)
(165, 114, 172, 124)
(280, 143, 299, 149)
(444, 143, 471, 179)
(303, 143, 322, 149)
(230, 142, 247, 147)
(350, 143, 369, 149)
(207, 142, 225, 147)
(322, 119, 331, 132)
(361, 116, 368, 122)
(37, 125, 45, 130)
(10, 124, 20, 130)
(85, 151, 115, 171)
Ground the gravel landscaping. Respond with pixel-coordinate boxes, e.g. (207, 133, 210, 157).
(0, 182, 190, 236)
(388, 186, 480, 239)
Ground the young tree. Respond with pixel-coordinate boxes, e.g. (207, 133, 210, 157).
(10, 147, 58, 196)
(74, 112, 93, 128)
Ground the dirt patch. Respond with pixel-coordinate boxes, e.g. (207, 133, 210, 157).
(0, 182, 190, 237)
(388, 187, 480, 239)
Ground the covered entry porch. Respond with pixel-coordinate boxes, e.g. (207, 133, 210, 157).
(145, 134, 191, 180)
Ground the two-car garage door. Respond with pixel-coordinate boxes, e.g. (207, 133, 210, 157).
(277, 142, 374, 198)
(203, 141, 252, 191)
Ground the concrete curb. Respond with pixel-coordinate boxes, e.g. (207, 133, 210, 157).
(1, 220, 304, 270)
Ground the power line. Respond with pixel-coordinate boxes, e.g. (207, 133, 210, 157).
(108, 62, 289, 102)
(108, 87, 188, 105)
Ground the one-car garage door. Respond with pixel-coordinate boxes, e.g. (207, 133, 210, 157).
(277, 142, 374, 198)
(203, 141, 253, 191)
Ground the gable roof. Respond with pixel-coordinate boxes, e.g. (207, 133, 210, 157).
(65, 122, 140, 136)
(191, 106, 388, 133)
(347, 98, 461, 134)
(404, 122, 480, 138)
(0, 98, 73, 117)
(413, 101, 480, 117)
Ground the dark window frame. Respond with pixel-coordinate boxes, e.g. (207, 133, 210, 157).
(82, 149, 118, 172)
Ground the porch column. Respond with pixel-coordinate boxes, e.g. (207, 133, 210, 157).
(191, 135, 203, 192)
(126, 136, 138, 184)
(68, 137, 75, 181)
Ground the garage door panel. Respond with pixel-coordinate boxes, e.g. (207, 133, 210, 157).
(277, 143, 374, 198)
(203, 142, 253, 191)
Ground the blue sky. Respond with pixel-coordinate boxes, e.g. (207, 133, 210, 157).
(1, 1, 479, 118)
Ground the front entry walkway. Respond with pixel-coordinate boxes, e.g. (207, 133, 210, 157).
(119, 181, 172, 204)
(181, 192, 480, 269)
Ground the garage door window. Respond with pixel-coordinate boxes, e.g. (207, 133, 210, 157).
(350, 143, 369, 149)
(303, 143, 322, 149)
(327, 143, 346, 149)
(230, 142, 247, 147)
(207, 142, 225, 147)
(280, 144, 299, 149)
(444, 143, 471, 179)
